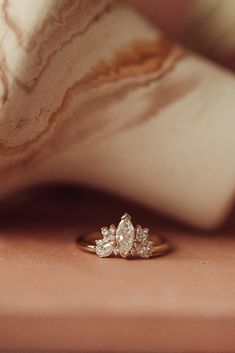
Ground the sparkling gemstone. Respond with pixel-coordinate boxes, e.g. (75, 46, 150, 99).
(109, 225, 116, 234)
(136, 225, 142, 241)
(116, 215, 135, 256)
(101, 227, 109, 239)
(109, 225, 116, 241)
(146, 241, 153, 254)
(95, 240, 103, 246)
(95, 240, 113, 257)
(135, 243, 150, 258)
(141, 228, 149, 240)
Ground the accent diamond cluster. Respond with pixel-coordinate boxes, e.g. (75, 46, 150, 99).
(95, 213, 153, 258)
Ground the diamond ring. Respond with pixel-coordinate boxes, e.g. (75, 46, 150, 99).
(76, 213, 171, 259)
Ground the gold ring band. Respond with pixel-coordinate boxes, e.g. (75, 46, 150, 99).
(76, 231, 171, 258)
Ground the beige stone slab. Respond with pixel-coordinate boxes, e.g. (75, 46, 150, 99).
(0, 0, 234, 228)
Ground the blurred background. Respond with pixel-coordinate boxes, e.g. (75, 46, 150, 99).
(133, 0, 235, 70)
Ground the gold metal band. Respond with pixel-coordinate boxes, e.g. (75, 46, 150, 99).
(76, 232, 171, 258)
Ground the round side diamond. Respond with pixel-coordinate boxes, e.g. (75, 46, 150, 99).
(101, 227, 109, 239)
(109, 225, 116, 241)
(135, 243, 150, 258)
(141, 228, 149, 240)
(136, 225, 142, 241)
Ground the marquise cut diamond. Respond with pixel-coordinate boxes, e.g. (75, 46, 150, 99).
(95, 239, 113, 257)
(116, 214, 135, 257)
